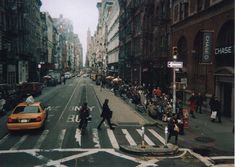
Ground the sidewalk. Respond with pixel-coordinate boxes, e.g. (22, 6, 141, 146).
(94, 86, 153, 126)
(93, 84, 234, 156)
(93, 85, 179, 156)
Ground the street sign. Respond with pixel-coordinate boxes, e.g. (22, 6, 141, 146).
(167, 61, 183, 68)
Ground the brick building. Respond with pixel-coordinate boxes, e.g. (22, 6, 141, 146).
(171, 0, 234, 119)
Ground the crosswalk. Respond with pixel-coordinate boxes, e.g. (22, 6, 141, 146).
(0, 127, 165, 151)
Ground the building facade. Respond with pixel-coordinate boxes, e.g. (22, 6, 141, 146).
(1, 0, 42, 84)
(171, 0, 234, 119)
(106, 0, 119, 76)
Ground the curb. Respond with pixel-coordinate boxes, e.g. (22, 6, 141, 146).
(119, 144, 179, 156)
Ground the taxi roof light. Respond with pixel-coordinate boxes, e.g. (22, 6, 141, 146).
(25, 96, 35, 104)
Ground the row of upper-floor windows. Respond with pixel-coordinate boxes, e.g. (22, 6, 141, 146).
(173, 0, 224, 23)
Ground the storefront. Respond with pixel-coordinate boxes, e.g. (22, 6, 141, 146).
(214, 20, 234, 120)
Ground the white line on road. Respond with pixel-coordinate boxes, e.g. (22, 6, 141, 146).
(148, 129, 165, 144)
(92, 128, 101, 148)
(34, 130, 49, 149)
(10, 135, 28, 150)
(57, 129, 66, 148)
(58, 82, 79, 120)
(122, 129, 137, 146)
(40, 149, 99, 167)
(75, 128, 81, 147)
(0, 134, 9, 145)
(107, 129, 119, 149)
(136, 129, 155, 146)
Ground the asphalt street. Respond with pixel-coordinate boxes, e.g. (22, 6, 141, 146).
(0, 77, 233, 167)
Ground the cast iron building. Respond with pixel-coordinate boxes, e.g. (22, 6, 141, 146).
(119, 0, 171, 86)
(0, 0, 8, 83)
(171, 0, 234, 119)
(1, 0, 42, 84)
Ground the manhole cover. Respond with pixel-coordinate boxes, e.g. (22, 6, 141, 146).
(195, 136, 215, 143)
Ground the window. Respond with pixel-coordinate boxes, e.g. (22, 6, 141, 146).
(13, 106, 40, 114)
(184, 2, 189, 18)
(197, 0, 203, 12)
(174, 4, 179, 22)
(204, 0, 210, 8)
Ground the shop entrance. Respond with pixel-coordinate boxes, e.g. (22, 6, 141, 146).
(222, 82, 232, 117)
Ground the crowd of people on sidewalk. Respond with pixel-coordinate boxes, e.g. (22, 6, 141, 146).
(77, 75, 226, 144)
(98, 76, 223, 123)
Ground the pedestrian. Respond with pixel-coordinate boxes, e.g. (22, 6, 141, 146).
(78, 102, 91, 130)
(196, 92, 203, 114)
(63, 76, 66, 84)
(211, 97, 222, 123)
(167, 115, 179, 145)
(153, 87, 162, 99)
(188, 92, 196, 118)
(209, 94, 215, 113)
(97, 99, 115, 130)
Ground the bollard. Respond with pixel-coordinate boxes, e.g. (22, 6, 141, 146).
(141, 126, 145, 148)
(165, 126, 168, 147)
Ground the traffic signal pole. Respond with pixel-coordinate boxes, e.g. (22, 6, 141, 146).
(173, 67, 176, 114)
(172, 46, 178, 114)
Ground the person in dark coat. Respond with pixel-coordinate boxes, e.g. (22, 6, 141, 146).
(209, 95, 215, 113)
(167, 115, 179, 145)
(188, 92, 196, 118)
(97, 99, 114, 130)
(78, 102, 90, 130)
(211, 97, 222, 123)
(196, 92, 203, 114)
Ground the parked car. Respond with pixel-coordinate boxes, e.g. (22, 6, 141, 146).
(7, 96, 48, 131)
(64, 72, 72, 79)
(48, 71, 62, 85)
(18, 82, 42, 98)
(0, 84, 19, 114)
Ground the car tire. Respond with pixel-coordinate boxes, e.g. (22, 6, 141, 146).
(40, 121, 46, 131)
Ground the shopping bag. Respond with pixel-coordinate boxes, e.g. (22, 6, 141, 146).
(174, 124, 180, 133)
(210, 111, 217, 119)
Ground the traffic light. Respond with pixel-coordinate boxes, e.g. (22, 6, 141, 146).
(172, 46, 178, 59)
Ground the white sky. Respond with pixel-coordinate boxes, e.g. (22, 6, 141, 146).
(40, 0, 100, 64)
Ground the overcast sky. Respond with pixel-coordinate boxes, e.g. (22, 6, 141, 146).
(40, 0, 99, 63)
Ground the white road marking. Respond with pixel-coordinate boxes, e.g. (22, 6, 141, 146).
(136, 129, 155, 146)
(122, 129, 137, 146)
(0, 134, 9, 145)
(75, 128, 81, 147)
(59, 82, 79, 120)
(92, 128, 100, 148)
(148, 129, 165, 144)
(10, 135, 28, 150)
(67, 114, 80, 123)
(57, 129, 66, 148)
(34, 130, 49, 149)
(107, 129, 119, 149)
(40, 150, 99, 167)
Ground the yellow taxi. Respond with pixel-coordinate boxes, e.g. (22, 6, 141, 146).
(7, 97, 48, 131)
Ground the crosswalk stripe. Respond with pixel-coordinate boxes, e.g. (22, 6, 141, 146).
(107, 129, 119, 149)
(0, 127, 165, 150)
(0, 134, 9, 145)
(92, 128, 100, 148)
(34, 130, 49, 149)
(75, 128, 81, 147)
(10, 135, 28, 150)
(136, 129, 155, 146)
(58, 129, 66, 148)
(122, 129, 137, 146)
(148, 129, 165, 144)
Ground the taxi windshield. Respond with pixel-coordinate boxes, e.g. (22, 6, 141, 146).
(13, 106, 40, 114)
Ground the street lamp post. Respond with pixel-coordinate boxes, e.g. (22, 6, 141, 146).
(172, 47, 178, 114)
(38, 64, 41, 83)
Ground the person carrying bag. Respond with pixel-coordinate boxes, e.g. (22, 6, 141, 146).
(97, 99, 115, 130)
